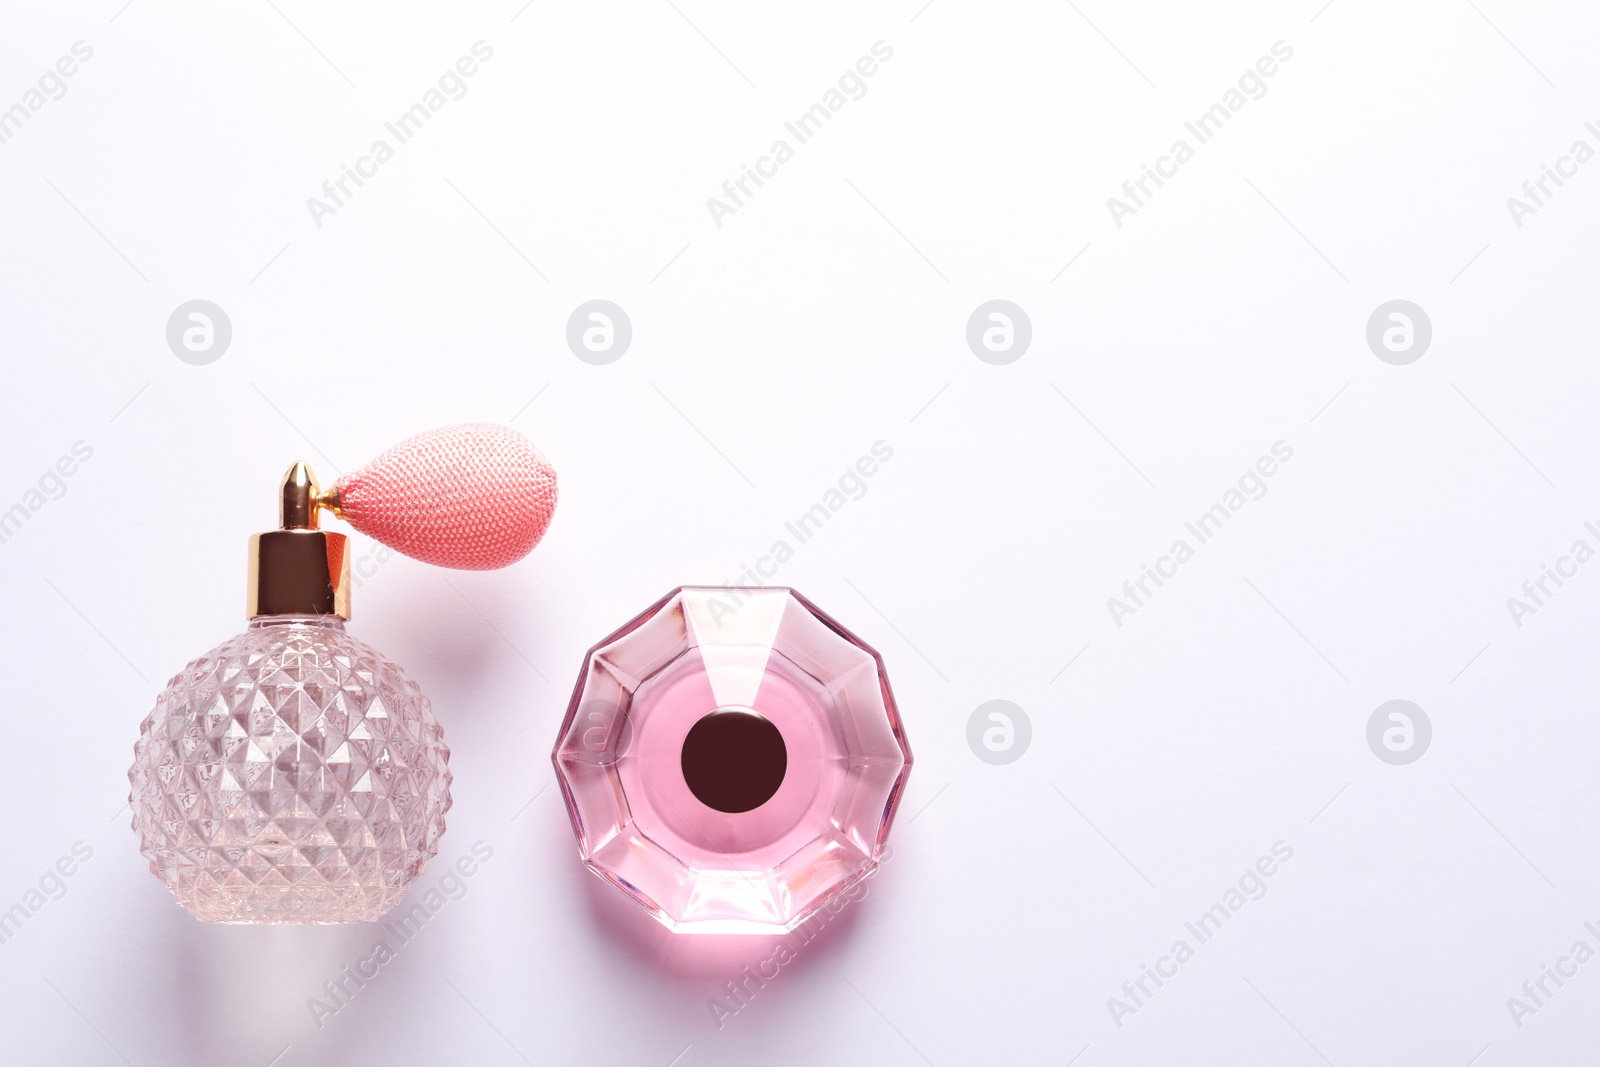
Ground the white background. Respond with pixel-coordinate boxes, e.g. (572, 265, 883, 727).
(2, 1, 1598, 1064)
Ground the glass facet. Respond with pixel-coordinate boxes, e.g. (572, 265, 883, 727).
(129, 616, 452, 923)
(553, 587, 912, 934)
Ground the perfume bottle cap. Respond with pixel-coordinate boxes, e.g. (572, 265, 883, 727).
(246, 461, 351, 619)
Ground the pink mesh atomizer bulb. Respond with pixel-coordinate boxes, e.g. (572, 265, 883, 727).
(129, 424, 556, 923)
(335, 423, 557, 570)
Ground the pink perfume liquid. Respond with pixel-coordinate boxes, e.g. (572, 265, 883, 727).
(553, 587, 912, 934)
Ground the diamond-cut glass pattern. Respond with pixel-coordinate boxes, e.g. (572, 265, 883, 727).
(129, 617, 452, 923)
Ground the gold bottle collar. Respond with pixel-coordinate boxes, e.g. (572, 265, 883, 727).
(246, 462, 351, 619)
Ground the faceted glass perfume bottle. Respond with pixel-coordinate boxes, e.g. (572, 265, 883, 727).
(553, 587, 912, 934)
(129, 616, 450, 923)
(129, 463, 452, 923)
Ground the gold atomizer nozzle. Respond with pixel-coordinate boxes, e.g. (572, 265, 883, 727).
(247, 462, 351, 619)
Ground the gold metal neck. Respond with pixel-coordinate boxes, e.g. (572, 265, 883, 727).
(247, 462, 351, 619)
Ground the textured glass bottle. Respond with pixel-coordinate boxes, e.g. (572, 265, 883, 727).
(129, 463, 452, 923)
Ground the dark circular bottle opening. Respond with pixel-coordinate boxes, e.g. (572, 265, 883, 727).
(681, 707, 787, 813)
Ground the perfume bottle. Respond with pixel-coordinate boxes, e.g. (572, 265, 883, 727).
(130, 425, 556, 923)
(553, 587, 912, 934)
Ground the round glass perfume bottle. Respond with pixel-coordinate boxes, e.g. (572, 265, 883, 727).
(553, 587, 912, 934)
(128, 464, 451, 923)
